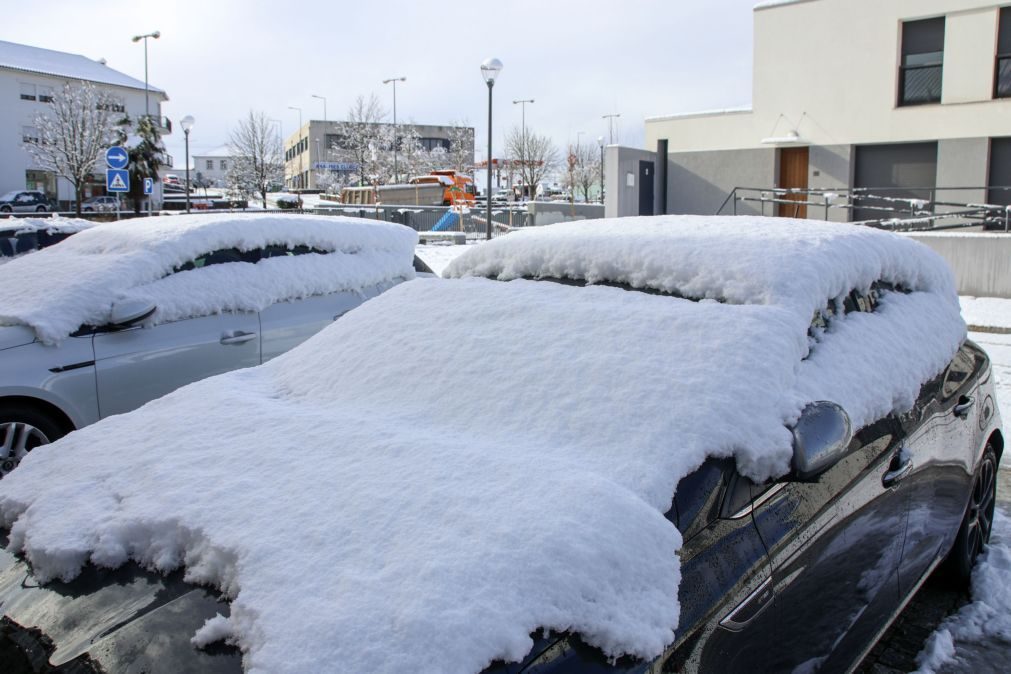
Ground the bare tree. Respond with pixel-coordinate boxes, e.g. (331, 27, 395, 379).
(444, 122, 475, 175)
(28, 81, 124, 215)
(562, 142, 602, 203)
(227, 111, 284, 209)
(332, 94, 390, 186)
(505, 126, 559, 200)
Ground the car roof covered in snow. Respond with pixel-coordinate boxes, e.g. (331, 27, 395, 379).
(443, 215, 957, 320)
(0, 215, 966, 674)
(0, 213, 418, 344)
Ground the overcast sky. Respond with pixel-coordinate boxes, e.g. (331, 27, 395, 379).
(8, 0, 758, 167)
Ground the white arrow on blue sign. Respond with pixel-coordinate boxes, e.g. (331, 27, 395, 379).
(143, 177, 154, 195)
(107, 169, 130, 192)
(105, 146, 129, 170)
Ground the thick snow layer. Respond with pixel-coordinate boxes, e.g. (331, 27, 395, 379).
(415, 242, 473, 276)
(0, 213, 417, 344)
(4, 215, 95, 235)
(913, 510, 1011, 674)
(0, 40, 164, 94)
(0, 217, 966, 673)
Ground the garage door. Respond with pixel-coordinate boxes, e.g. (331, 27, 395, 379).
(853, 142, 937, 222)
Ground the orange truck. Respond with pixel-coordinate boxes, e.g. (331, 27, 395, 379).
(357, 170, 476, 206)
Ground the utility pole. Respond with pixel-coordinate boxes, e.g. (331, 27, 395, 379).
(513, 99, 533, 198)
(383, 77, 406, 183)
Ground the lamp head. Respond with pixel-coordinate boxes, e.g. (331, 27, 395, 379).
(180, 115, 195, 133)
(480, 58, 503, 84)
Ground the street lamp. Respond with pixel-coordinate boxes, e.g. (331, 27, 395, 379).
(480, 58, 503, 240)
(311, 94, 327, 123)
(180, 115, 194, 213)
(131, 30, 160, 120)
(512, 99, 534, 195)
(382, 77, 406, 183)
(597, 136, 605, 205)
(602, 113, 621, 144)
(288, 106, 303, 190)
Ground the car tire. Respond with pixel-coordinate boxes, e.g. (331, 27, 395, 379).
(0, 404, 65, 478)
(941, 443, 998, 586)
(35, 206, 46, 213)
(83, 207, 93, 212)
(0, 206, 10, 213)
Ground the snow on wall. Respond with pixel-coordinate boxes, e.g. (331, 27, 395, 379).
(0, 213, 418, 344)
(0, 216, 966, 674)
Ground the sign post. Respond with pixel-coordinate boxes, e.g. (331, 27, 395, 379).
(105, 147, 129, 220)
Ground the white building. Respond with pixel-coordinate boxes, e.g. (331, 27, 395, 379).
(0, 39, 170, 207)
(612, 0, 1011, 221)
(192, 146, 234, 188)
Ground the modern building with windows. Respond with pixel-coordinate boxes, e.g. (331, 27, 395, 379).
(0, 39, 170, 208)
(283, 121, 474, 191)
(613, 0, 1011, 221)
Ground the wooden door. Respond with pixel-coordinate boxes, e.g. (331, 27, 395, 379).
(778, 147, 809, 218)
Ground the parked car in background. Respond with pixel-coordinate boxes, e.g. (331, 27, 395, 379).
(80, 195, 120, 212)
(0, 217, 1000, 674)
(0, 213, 419, 475)
(0, 190, 51, 214)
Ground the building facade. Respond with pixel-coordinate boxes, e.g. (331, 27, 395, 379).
(616, 0, 1011, 221)
(192, 146, 234, 188)
(0, 40, 170, 208)
(283, 121, 474, 191)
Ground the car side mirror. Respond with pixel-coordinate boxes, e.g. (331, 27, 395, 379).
(108, 299, 156, 328)
(792, 401, 853, 481)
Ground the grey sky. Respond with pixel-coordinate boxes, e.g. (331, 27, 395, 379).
(8, 0, 758, 168)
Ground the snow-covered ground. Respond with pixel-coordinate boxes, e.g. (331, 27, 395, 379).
(415, 242, 476, 276)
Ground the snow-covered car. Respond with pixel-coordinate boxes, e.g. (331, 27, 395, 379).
(0, 213, 418, 474)
(0, 217, 1001, 674)
(0, 190, 51, 214)
(0, 216, 94, 260)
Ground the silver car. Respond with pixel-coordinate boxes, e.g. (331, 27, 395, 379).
(0, 213, 420, 475)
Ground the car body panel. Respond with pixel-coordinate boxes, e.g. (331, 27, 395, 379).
(259, 290, 363, 363)
(92, 312, 261, 418)
(0, 336, 99, 429)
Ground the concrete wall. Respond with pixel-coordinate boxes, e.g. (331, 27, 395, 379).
(605, 145, 657, 218)
(905, 232, 1011, 297)
(666, 147, 776, 216)
(527, 201, 604, 226)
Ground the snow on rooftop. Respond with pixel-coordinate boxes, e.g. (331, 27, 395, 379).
(754, 0, 812, 9)
(645, 106, 753, 123)
(0, 215, 966, 673)
(0, 40, 165, 95)
(0, 213, 418, 344)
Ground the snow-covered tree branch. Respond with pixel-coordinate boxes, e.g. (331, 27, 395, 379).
(27, 81, 125, 215)
(227, 110, 284, 209)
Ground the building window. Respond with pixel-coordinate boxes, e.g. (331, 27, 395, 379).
(19, 83, 36, 101)
(899, 17, 945, 106)
(996, 8, 1011, 98)
(21, 126, 39, 144)
(220, 160, 227, 170)
(206, 160, 214, 170)
(96, 102, 126, 113)
(988, 137, 1011, 206)
(38, 86, 54, 103)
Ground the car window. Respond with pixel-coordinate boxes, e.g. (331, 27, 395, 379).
(171, 245, 333, 274)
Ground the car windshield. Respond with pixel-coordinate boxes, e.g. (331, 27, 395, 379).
(0, 192, 19, 201)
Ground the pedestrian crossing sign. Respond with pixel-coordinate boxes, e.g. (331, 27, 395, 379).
(107, 169, 130, 192)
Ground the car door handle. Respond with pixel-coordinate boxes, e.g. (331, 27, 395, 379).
(220, 331, 257, 345)
(719, 577, 774, 632)
(882, 456, 913, 488)
(953, 395, 975, 418)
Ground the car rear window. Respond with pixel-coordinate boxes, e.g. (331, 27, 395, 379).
(172, 245, 333, 273)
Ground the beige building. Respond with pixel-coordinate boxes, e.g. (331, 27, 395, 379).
(613, 0, 1011, 221)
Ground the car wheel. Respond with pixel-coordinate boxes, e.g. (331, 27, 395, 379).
(0, 206, 10, 213)
(942, 444, 998, 586)
(83, 207, 94, 212)
(35, 206, 46, 213)
(0, 405, 65, 477)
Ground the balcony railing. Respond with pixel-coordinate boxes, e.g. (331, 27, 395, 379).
(899, 64, 943, 106)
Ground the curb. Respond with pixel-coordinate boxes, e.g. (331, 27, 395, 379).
(967, 324, 1011, 334)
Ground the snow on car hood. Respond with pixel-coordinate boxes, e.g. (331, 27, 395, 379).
(0, 213, 418, 344)
(0, 217, 965, 674)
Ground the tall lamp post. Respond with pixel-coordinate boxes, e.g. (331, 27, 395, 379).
(512, 99, 534, 196)
(180, 115, 194, 213)
(597, 136, 605, 205)
(602, 113, 621, 144)
(382, 77, 406, 183)
(481, 58, 503, 240)
(311, 94, 327, 123)
(131, 30, 161, 120)
(288, 106, 302, 190)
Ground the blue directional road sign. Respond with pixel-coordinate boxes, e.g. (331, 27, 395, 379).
(105, 146, 129, 170)
(107, 169, 130, 192)
(143, 177, 154, 195)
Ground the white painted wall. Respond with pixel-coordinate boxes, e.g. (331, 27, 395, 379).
(646, 0, 1011, 152)
(0, 67, 168, 204)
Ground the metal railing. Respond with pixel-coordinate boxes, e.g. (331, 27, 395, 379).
(716, 185, 1011, 232)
